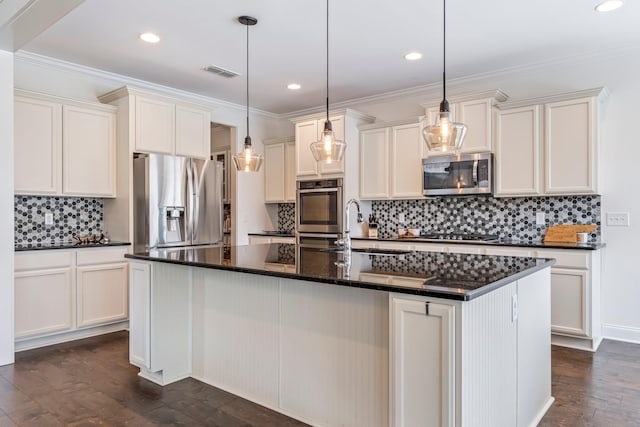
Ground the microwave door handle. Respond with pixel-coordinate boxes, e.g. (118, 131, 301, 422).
(472, 160, 478, 186)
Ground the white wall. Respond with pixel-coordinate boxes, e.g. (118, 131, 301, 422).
(0, 49, 15, 365)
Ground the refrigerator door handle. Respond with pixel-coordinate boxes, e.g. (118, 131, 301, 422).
(186, 159, 194, 242)
(192, 160, 201, 243)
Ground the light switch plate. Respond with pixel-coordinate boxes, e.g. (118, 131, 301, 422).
(606, 212, 630, 227)
(44, 213, 54, 226)
(535, 212, 546, 226)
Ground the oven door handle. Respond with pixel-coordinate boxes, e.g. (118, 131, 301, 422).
(298, 188, 339, 194)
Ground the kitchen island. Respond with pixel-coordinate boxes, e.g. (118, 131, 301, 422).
(126, 244, 554, 427)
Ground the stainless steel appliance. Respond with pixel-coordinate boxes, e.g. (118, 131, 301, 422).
(133, 153, 224, 252)
(296, 178, 343, 234)
(423, 152, 493, 196)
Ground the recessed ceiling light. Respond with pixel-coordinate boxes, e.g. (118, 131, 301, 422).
(404, 52, 423, 61)
(595, 0, 623, 12)
(287, 83, 301, 90)
(139, 32, 160, 43)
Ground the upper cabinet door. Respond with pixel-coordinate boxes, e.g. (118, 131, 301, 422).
(62, 105, 116, 197)
(458, 98, 493, 153)
(284, 143, 296, 202)
(494, 105, 541, 197)
(318, 115, 345, 175)
(359, 127, 389, 199)
(295, 120, 319, 176)
(135, 96, 174, 155)
(175, 105, 210, 159)
(14, 96, 62, 195)
(264, 143, 286, 203)
(390, 123, 424, 198)
(544, 97, 597, 194)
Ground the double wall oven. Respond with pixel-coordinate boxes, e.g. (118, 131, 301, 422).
(296, 178, 343, 272)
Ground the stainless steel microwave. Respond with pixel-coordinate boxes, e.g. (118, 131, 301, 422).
(422, 152, 493, 196)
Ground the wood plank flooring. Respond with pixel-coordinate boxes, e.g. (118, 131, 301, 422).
(0, 331, 639, 426)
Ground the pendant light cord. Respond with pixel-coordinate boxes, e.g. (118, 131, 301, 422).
(326, 0, 330, 123)
(442, 0, 446, 102)
(246, 22, 250, 145)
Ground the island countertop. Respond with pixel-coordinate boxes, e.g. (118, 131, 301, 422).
(125, 243, 555, 301)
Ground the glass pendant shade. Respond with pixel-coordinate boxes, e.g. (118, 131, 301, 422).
(422, 110, 467, 154)
(310, 121, 345, 164)
(233, 137, 263, 172)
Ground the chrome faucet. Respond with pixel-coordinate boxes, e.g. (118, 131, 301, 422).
(337, 198, 363, 251)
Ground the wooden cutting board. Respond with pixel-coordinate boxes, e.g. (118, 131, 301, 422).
(544, 224, 598, 243)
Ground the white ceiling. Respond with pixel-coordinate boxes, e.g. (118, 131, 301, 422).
(19, 0, 640, 114)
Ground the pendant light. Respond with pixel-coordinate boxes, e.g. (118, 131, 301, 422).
(310, 0, 345, 164)
(233, 15, 263, 172)
(422, 0, 467, 154)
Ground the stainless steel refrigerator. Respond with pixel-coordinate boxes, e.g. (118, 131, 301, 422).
(133, 153, 224, 252)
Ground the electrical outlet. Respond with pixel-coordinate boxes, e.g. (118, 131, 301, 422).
(398, 213, 405, 223)
(535, 212, 546, 226)
(606, 212, 630, 227)
(44, 213, 54, 226)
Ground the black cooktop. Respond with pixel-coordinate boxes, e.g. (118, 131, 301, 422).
(417, 233, 500, 242)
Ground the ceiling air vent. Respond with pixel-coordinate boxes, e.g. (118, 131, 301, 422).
(203, 65, 240, 78)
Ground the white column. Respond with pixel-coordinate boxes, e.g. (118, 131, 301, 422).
(0, 49, 14, 365)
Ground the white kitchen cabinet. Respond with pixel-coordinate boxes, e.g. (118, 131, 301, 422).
(175, 104, 211, 159)
(14, 247, 130, 351)
(549, 268, 588, 337)
(544, 97, 598, 194)
(100, 86, 211, 159)
(264, 138, 296, 203)
(423, 94, 504, 156)
(76, 252, 128, 328)
(294, 115, 345, 176)
(493, 105, 541, 196)
(135, 96, 174, 155)
(14, 90, 117, 197)
(292, 109, 375, 179)
(494, 88, 606, 197)
(127, 261, 193, 385)
(129, 260, 151, 369)
(63, 104, 116, 197)
(390, 296, 455, 427)
(14, 95, 62, 195)
(15, 267, 74, 339)
(359, 120, 423, 200)
(359, 127, 389, 199)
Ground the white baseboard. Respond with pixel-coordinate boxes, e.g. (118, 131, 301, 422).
(602, 323, 640, 344)
(15, 321, 129, 352)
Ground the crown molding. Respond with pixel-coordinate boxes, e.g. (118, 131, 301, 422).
(419, 89, 509, 108)
(14, 87, 117, 112)
(288, 108, 376, 124)
(14, 51, 281, 119)
(263, 136, 295, 145)
(358, 116, 424, 132)
(496, 87, 609, 110)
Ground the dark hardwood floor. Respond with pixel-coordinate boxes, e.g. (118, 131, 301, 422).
(0, 332, 639, 426)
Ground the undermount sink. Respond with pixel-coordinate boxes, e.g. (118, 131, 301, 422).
(320, 247, 412, 256)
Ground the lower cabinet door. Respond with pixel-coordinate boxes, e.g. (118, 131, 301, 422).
(390, 296, 455, 427)
(550, 268, 589, 337)
(15, 267, 74, 338)
(128, 261, 151, 369)
(76, 262, 128, 328)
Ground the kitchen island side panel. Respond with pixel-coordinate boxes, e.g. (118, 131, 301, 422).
(191, 269, 281, 409)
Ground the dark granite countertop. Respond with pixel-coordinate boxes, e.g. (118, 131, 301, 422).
(248, 231, 295, 237)
(352, 236, 605, 250)
(15, 241, 131, 251)
(126, 243, 554, 301)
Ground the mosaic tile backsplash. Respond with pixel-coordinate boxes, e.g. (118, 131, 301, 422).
(15, 196, 104, 244)
(278, 203, 295, 233)
(372, 195, 601, 242)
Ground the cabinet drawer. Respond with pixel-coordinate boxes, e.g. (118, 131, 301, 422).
(76, 247, 128, 266)
(484, 247, 533, 258)
(534, 250, 589, 269)
(15, 251, 73, 271)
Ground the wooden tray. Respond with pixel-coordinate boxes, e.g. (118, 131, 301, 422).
(544, 224, 598, 243)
